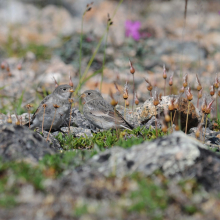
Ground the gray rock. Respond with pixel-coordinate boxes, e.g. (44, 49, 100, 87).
(34, 128, 62, 151)
(189, 127, 220, 150)
(61, 126, 93, 138)
(85, 131, 206, 178)
(144, 116, 162, 130)
(62, 107, 97, 131)
(0, 124, 55, 162)
(115, 105, 140, 128)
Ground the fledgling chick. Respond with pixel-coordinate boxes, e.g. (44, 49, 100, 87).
(81, 90, 133, 130)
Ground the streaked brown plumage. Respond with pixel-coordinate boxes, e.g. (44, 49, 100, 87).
(81, 90, 133, 130)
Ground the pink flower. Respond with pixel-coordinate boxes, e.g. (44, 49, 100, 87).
(125, 20, 141, 41)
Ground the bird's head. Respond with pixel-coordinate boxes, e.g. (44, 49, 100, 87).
(53, 84, 74, 100)
(80, 90, 103, 103)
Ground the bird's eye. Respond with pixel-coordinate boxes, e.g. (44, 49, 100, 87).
(62, 88, 66, 91)
(88, 93, 91, 95)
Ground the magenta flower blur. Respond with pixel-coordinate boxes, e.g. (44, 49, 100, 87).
(125, 20, 141, 41)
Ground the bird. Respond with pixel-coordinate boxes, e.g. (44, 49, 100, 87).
(28, 84, 74, 130)
(81, 90, 133, 130)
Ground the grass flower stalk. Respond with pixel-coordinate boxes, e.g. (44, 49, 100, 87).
(129, 59, 135, 111)
(203, 99, 214, 143)
(100, 15, 113, 92)
(185, 87, 193, 134)
(68, 99, 74, 134)
(163, 64, 167, 96)
(74, 0, 124, 96)
(153, 90, 159, 137)
(214, 73, 219, 119)
(25, 104, 33, 128)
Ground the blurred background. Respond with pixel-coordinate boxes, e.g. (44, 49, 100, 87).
(0, 0, 220, 114)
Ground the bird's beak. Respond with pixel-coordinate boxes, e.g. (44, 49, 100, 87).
(69, 88, 74, 93)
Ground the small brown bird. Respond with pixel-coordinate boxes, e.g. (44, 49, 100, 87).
(81, 90, 133, 130)
(28, 84, 73, 130)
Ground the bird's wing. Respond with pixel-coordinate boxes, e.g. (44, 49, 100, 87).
(89, 100, 133, 130)
(30, 94, 53, 123)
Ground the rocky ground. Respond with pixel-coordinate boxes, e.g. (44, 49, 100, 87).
(1, 0, 220, 219)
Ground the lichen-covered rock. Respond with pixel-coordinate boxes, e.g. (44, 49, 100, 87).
(0, 124, 55, 162)
(0, 113, 31, 125)
(85, 131, 206, 177)
(61, 126, 93, 137)
(82, 131, 220, 191)
(136, 96, 200, 131)
(115, 105, 140, 128)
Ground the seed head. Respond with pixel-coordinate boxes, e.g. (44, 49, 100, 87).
(168, 97, 175, 111)
(163, 64, 167, 79)
(205, 99, 214, 114)
(179, 86, 185, 94)
(144, 78, 153, 91)
(195, 123, 202, 139)
(43, 104, 47, 108)
(214, 73, 219, 89)
(185, 87, 193, 101)
(16, 120, 21, 125)
(85, 2, 93, 13)
(7, 115, 12, 124)
(53, 104, 60, 108)
(165, 114, 171, 122)
(164, 108, 171, 122)
(17, 63, 22, 71)
(25, 104, 33, 110)
(129, 59, 135, 74)
(153, 90, 159, 106)
(111, 99, 118, 107)
(123, 82, 129, 100)
(15, 113, 21, 125)
(169, 72, 174, 86)
(123, 92, 128, 100)
(1, 61, 6, 69)
(107, 14, 113, 26)
(201, 97, 207, 113)
(196, 74, 202, 91)
(218, 87, 220, 97)
(210, 84, 215, 96)
(69, 72, 74, 87)
(183, 73, 188, 88)
(175, 125, 180, 131)
(135, 93, 139, 105)
(109, 89, 118, 107)
(68, 98, 74, 103)
(53, 76, 59, 88)
(162, 121, 168, 133)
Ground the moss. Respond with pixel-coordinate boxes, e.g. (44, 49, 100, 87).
(55, 127, 164, 150)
